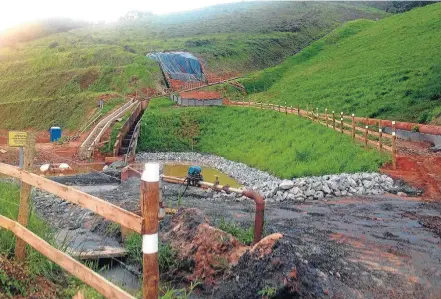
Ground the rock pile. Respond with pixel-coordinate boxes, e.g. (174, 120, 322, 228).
(269, 173, 397, 202)
(137, 152, 412, 202)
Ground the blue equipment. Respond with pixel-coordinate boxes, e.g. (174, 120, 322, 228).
(187, 166, 203, 186)
(50, 127, 62, 142)
(188, 166, 202, 177)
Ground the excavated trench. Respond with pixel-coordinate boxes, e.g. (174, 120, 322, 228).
(118, 112, 143, 157)
(30, 169, 441, 298)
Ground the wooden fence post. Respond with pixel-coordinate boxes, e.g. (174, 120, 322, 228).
(285, 102, 287, 115)
(261, 102, 263, 110)
(364, 125, 369, 147)
(378, 120, 383, 151)
(325, 109, 328, 127)
(341, 116, 344, 133)
(278, 104, 281, 112)
(351, 114, 355, 139)
(307, 104, 309, 118)
(340, 112, 343, 133)
(297, 105, 300, 116)
(15, 132, 35, 260)
(392, 121, 397, 170)
(141, 163, 160, 299)
(332, 111, 336, 130)
(316, 108, 319, 123)
(290, 105, 293, 114)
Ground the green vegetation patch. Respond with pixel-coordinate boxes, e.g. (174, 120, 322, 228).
(139, 99, 388, 178)
(0, 181, 59, 278)
(0, 41, 161, 130)
(218, 218, 254, 245)
(239, 4, 441, 123)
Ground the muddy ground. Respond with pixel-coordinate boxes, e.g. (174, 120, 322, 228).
(31, 174, 441, 298)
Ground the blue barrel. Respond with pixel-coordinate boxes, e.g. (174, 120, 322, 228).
(50, 127, 62, 142)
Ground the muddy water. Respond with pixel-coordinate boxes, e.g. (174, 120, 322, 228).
(163, 163, 241, 188)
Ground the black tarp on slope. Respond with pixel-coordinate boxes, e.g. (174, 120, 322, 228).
(147, 52, 204, 82)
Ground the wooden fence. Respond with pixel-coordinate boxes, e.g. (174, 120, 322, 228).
(230, 101, 398, 168)
(0, 160, 161, 299)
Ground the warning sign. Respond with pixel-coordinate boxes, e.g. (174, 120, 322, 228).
(8, 131, 28, 147)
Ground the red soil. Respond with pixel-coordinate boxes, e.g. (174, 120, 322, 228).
(381, 140, 441, 200)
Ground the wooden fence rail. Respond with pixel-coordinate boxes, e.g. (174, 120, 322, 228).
(0, 215, 134, 299)
(0, 163, 143, 234)
(0, 161, 161, 298)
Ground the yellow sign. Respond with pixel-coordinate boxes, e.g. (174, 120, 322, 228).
(8, 131, 28, 147)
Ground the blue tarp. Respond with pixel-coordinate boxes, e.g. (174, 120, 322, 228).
(147, 52, 204, 82)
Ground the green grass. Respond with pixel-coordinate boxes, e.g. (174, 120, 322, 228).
(0, 2, 387, 130)
(125, 233, 179, 274)
(0, 42, 161, 130)
(218, 218, 254, 245)
(139, 99, 388, 178)
(0, 181, 60, 279)
(238, 3, 441, 123)
(0, 181, 115, 298)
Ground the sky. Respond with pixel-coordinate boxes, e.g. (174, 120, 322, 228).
(0, 0, 245, 30)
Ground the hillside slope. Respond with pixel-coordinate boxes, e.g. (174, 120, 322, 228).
(139, 99, 387, 178)
(0, 2, 387, 130)
(240, 3, 441, 123)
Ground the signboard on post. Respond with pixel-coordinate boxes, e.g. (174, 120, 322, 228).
(8, 131, 28, 147)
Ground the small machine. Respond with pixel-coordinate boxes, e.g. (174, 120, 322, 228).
(187, 166, 203, 186)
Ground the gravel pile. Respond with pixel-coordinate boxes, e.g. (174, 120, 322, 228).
(137, 152, 415, 202)
(272, 173, 398, 202)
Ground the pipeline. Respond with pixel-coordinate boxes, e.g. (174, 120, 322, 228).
(161, 175, 265, 244)
(120, 168, 266, 244)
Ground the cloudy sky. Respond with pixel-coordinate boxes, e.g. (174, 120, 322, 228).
(0, 0, 246, 30)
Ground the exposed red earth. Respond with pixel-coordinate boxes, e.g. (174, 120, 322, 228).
(381, 140, 441, 200)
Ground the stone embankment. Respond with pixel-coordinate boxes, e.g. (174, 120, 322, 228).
(137, 152, 417, 201)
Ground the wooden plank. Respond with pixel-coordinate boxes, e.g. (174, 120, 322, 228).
(0, 163, 143, 234)
(15, 133, 35, 260)
(0, 215, 134, 299)
(69, 247, 127, 260)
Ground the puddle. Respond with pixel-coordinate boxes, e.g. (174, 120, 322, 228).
(100, 265, 140, 294)
(163, 163, 241, 188)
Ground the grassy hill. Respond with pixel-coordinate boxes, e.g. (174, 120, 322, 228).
(0, 2, 387, 130)
(139, 99, 388, 178)
(238, 3, 441, 123)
